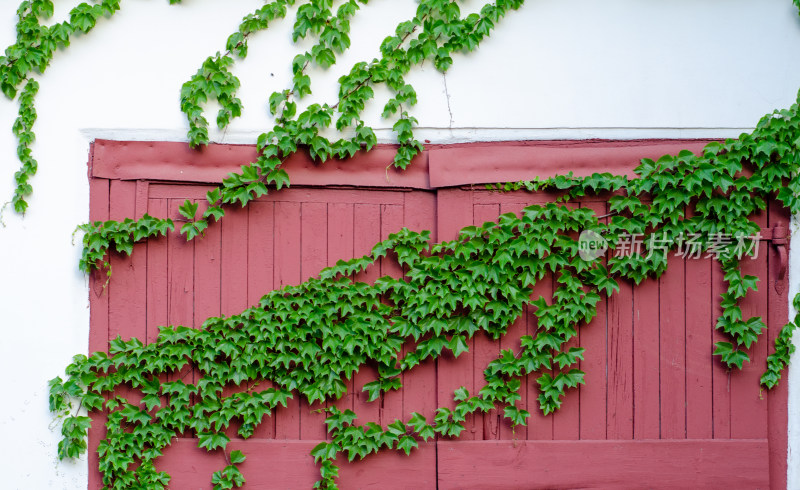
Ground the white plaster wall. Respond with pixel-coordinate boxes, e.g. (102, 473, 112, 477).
(0, 0, 799, 488)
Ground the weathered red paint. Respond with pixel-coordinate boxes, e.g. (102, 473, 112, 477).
(88, 140, 790, 489)
(436, 440, 770, 489)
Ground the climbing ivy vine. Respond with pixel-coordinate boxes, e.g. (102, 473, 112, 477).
(1, 0, 799, 489)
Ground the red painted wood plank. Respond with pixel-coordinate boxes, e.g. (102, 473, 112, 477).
(473, 203, 501, 440)
(88, 177, 110, 352)
(401, 192, 438, 424)
(273, 201, 302, 439)
(154, 439, 436, 489)
(552, 202, 580, 441)
(191, 200, 224, 436)
(472, 189, 562, 206)
(92, 139, 712, 191)
(685, 255, 713, 439)
(148, 185, 406, 204)
(327, 202, 356, 417)
(402, 191, 437, 243)
(300, 202, 329, 440)
(352, 203, 381, 426)
(730, 209, 769, 440)
(767, 200, 790, 490)
(428, 140, 714, 188)
(527, 271, 554, 441)
(145, 199, 169, 344)
(87, 176, 109, 490)
(247, 201, 276, 439)
(165, 199, 197, 437)
(91, 139, 430, 189)
(659, 253, 686, 439)
(498, 202, 529, 441)
(327, 202, 355, 266)
(380, 203, 406, 426)
(633, 277, 661, 439)
(193, 200, 221, 329)
(337, 441, 436, 488)
(134, 180, 148, 220)
(108, 180, 146, 343)
(579, 201, 608, 440)
(247, 201, 275, 305)
(711, 259, 731, 439)
(608, 277, 634, 440)
(301, 202, 328, 282)
(436, 188, 476, 440)
(436, 439, 769, 489)
(220, 206, 248, 317)
(167, 199, 195, 328)
(552, 340, 581, 439)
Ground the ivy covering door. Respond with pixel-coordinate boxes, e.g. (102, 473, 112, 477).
(88, 139, 790, 489)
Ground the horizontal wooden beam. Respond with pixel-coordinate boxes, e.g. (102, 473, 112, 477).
(436, 439, 769, 489)
(89, 139, 715, 189)
(151, 439, 436, 489)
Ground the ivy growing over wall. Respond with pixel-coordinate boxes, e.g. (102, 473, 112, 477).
(56, 97, 800, 488)
(1, 0, 799, 489)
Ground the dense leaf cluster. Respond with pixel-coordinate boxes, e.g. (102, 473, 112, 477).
(53, 203, 617, 488)
(490, 90, 800, 370)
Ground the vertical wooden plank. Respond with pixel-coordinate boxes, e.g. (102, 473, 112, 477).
(87, 176, 109, 490)
(404, 191, 438, 243)
(498, 202, 529, 441)
(711, 258, 731, 439)
(579, 201, 607, 440)
(767, 200, 790, 490)
(146, 198, 169, 344)
(218, 205, 249, 436)
(730, 210, 769, 440)
(248, 202, 275, 304)
(685, 254, 713, 439)
(166, 198, 196, 438)
(301, 202, 328, 282)
(527, 272, 554, 441)
(88, 178, 110, 353)
(221, 206, 248, 317)
(191, 199, 221, 436)
(380, 203, 406, 426)
(436, 188, 476, 440)
(525, 189, 556, 440)
(134, 181, 148, 220)
(552, 202, 580, 441)
(634, 277, 661, 439)
(608, 277, 634, 440)
(167, 199, 194, 329)
(274, 201, 302, 439)
(659, 253, 686, 439)
(328, 202, 355, 416)
(108, 180, 147, 343)
(194, 201, 221, 329)
(300, 202, 328, 440)
(248, 201, 276, 439)
(352, 203, 382, 426)
(401, 192, 438, 424)
(473, 204, 501, 440)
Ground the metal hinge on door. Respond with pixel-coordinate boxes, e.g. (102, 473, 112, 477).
(761, 225, 790, 294)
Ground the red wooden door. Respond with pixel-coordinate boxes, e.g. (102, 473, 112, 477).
(87, 140, 790, 489)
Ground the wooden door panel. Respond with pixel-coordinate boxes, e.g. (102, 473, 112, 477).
(89, 171, 790, 488)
